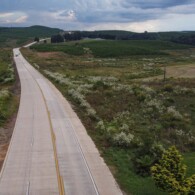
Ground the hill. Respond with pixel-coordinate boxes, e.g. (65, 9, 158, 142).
(0, 25, 62, 47)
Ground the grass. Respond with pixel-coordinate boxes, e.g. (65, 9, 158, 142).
(103, 148, 167, 195)
(30, 40, 194, 58)
(21, 39, 195, 194)
(183, 152, 195, 177)
(81, 40, 192, 58)
(0, 90, 18, 125)
(31, 43, 84, 55)
(0, 48, 18, 126)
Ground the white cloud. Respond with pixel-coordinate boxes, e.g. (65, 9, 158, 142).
(84, 22, 157, 32)
(15, 15, 28, 23)
(41, 10, 77, 23)
(85, 13, 195, 32)
(0, 12, 14, 18)
(0, 12, 28, 24)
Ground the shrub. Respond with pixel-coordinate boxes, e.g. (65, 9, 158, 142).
(167, 106, 183, 120)
(34, 37, 39, 42)
(163, 84, 174, 92)
(151, 146, 195, 194)
(96, 120, 106, 131)
(132, 140, 164, 176)
(113, 132, 134, 147)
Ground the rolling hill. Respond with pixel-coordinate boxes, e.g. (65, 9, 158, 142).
(0, 25, 62, 47)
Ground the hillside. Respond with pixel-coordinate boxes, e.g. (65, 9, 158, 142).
(0, 25, 62, 47)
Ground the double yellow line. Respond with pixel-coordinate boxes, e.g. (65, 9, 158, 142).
(48, 112, 65, 195)
(38, 84, 65, 195)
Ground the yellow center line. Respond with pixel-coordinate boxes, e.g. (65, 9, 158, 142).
(38, 86, 65, 195)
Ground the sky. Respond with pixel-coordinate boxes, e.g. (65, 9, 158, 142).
(0, 0, 195, 32)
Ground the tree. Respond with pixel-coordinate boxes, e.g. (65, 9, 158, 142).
(64, 31, 82, 41)
(51, 34, 64, 43)
(34, 37, 39, 42)
(151, 146, 195, 194)
(132, 139, 164, 177)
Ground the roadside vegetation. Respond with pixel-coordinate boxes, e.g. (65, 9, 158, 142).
(0, 49, 18, 126)
(0, 48, 19, 169)
(22, 39, 195, 194)
(151, 146, 195, 194)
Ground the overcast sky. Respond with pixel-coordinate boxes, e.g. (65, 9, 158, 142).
(0, 0, 195, 32)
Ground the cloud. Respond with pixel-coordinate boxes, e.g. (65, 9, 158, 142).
(67, 0, 195, 27)
(0, 0, 195, 31)
(0, 13, 14, 18)
(15, 15, 28, 23)
(0, 11, 28, 24)
(121, 0, 193, 9)
(55, 10, 77, 22)
(85, 13, 195, 32)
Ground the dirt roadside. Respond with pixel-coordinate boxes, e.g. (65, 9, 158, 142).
(0, 61, 20, 170)
(142, 64, 195, 81)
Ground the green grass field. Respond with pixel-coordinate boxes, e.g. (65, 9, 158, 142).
(81, 40, 192, 57)
(31, 43, 84, 55)
(22, 39, 195, 195)
(30, 39, 194, 58)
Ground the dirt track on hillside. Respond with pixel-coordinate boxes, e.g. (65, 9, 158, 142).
(164, 64, 195, 78)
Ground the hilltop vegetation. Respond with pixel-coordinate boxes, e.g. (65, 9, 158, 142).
(0, 25, 62, 47)
(31, 39, 193, 58)
(22, 39, 195, 194)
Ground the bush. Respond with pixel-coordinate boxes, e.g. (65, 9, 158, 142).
(163, 84, 173, 92)
(34, 37, 39, 42)
(112, 132, 134, 147)
(132, 139, 164, 176)
(151, 146, 195, 194)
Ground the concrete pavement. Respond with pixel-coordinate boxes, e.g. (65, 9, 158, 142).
(0, 48, 59, 195)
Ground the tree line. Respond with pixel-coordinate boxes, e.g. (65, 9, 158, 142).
(50, 31, 159, 43)
(50, 30, 195, 46)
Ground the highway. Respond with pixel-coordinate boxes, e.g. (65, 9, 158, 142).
(0, 47, 122, 195)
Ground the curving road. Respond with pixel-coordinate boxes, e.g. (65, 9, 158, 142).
(0, 47, 122, 195)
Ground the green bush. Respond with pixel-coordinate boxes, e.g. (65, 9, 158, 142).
(132, 139, 164, 176)
(163, 84, 174, 92)
(151, 146, 195, 194)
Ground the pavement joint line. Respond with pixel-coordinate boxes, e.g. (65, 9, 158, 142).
(26, 181, 30, 195)
(18, 49, 65, 195)
(64, 112, 100, 195)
